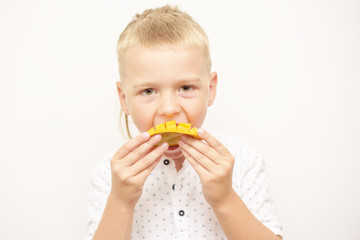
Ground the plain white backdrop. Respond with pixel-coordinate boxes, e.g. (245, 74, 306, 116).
(0, 0, 359, 239)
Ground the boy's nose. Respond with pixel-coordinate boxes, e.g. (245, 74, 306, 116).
(157, 93, 181, 117)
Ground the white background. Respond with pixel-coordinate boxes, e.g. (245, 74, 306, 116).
(0, 0, 359, 239)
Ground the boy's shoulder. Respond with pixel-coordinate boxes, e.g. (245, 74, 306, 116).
(91, 147, 118, 177)
(212, 132, 265, 167)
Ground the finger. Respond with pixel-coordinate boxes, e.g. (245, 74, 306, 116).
(134, 153, 163, 184)
(180, 135, 222, 165)
(114, 132, 150, 160)
(181, 148, 210, 180)
(123, 134, 162, 166)
(196, 128, 232, 157)
(179, 140, 217, 174)
(130, 142, 169, 176)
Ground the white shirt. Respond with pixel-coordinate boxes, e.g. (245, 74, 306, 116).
(85, 133, 283, 240)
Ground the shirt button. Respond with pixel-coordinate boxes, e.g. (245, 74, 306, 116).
(172, 184, 175, 190)
(179, 210, 185, 216)
(163, 159, 170, 165)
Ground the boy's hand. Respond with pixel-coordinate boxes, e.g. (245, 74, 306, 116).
(110, 132, 168, 209)
(179, 129, 235, 208)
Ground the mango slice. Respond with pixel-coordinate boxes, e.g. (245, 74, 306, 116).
(147, 120, 201, 147)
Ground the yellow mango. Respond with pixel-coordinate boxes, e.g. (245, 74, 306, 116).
(155, 123, 166, 132)
(147, 127, 156, 135)
(165, 121, 177, 131)
(147, 120, 201, 147)
(177, 125, 188, 133)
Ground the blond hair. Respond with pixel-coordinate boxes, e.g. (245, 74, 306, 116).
(116, 5, 211, 139)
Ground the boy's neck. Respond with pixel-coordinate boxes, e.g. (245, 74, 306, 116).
(174, 156, 185, 172)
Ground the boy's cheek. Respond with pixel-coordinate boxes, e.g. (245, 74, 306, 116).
(130, 107, 156, 131)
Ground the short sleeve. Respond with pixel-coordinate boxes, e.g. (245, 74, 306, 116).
(84, 151, 113, 240)
(237, 148, 283, 237)
(216, 133, 283, 237)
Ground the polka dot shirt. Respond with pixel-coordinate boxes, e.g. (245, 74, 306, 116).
(85, 134, 283, 240)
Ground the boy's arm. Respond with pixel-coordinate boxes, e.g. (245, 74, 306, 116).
(85, 153, 134, 240)
(211, 189, 282, 240)
(179, 130, 282, 240)
(92, 193, 133, 240)
(90, 133, 167, 240)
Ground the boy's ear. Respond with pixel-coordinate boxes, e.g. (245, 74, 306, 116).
(116, 81, 130, 115)
(208, 72, 218, 106)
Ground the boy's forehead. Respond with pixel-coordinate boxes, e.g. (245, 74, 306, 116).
(123, 46, 209, 80)
(125, 45, 205, 60)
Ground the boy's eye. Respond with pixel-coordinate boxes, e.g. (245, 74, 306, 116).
(142, 88, 154, 95)
(180, 85, 192, 92)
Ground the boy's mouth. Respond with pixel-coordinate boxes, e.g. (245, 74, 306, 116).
(148, 120, 201, 148)
(167, 145, 180, 150)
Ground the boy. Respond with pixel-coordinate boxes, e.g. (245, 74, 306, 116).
(86, 5, 283, 240)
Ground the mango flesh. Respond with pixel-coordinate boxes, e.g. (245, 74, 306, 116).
(158, 132, 183, 147)
(147, 120, 201, 147)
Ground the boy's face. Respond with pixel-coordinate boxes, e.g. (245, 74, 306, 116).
(117, 46, 217, 159)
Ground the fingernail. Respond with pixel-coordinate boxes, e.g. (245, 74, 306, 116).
(153, 134, 161, 141)
(161, 142, 168, 149)
(197, 128, 204, 136)
(142, 132, 150, 140)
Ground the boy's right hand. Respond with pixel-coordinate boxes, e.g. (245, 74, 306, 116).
(109, 132, 168, 209)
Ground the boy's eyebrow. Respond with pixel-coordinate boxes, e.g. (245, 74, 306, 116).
(132, 78, 202, 89)
(175, 78, 202, 85)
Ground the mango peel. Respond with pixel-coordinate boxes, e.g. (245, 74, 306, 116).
(147, 121, 201, 147)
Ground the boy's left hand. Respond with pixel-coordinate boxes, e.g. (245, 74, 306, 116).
(178, 129, 235, 208)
